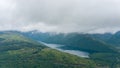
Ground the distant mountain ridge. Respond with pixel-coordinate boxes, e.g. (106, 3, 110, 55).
(20, 30, 118, 53)
(0, 30, 119, 52)
(90, 31, 120, 47)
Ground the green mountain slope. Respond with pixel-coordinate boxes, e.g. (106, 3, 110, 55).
(0, 32, 96, 68)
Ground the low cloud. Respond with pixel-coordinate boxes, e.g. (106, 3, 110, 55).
(0, 0, 120, 33)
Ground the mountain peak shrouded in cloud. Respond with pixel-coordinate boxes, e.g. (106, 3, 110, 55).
(0, 0, 120, 33)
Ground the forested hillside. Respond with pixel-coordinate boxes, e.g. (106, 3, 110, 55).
(0, 32, 96, 68)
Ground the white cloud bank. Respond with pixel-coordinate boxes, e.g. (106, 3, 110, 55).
(0, 0, 120, 33)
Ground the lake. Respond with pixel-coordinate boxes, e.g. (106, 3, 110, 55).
(40, 41, 89, 58)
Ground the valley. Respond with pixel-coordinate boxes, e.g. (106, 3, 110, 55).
(0, 31, 120, 68)
(21, 31, 120, 68)
(40, 41, 89, 58)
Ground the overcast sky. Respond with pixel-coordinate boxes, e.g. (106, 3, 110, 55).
(0, 0, 120, 33)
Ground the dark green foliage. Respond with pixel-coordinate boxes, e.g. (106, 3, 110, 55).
(90, 53, 120, 68)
